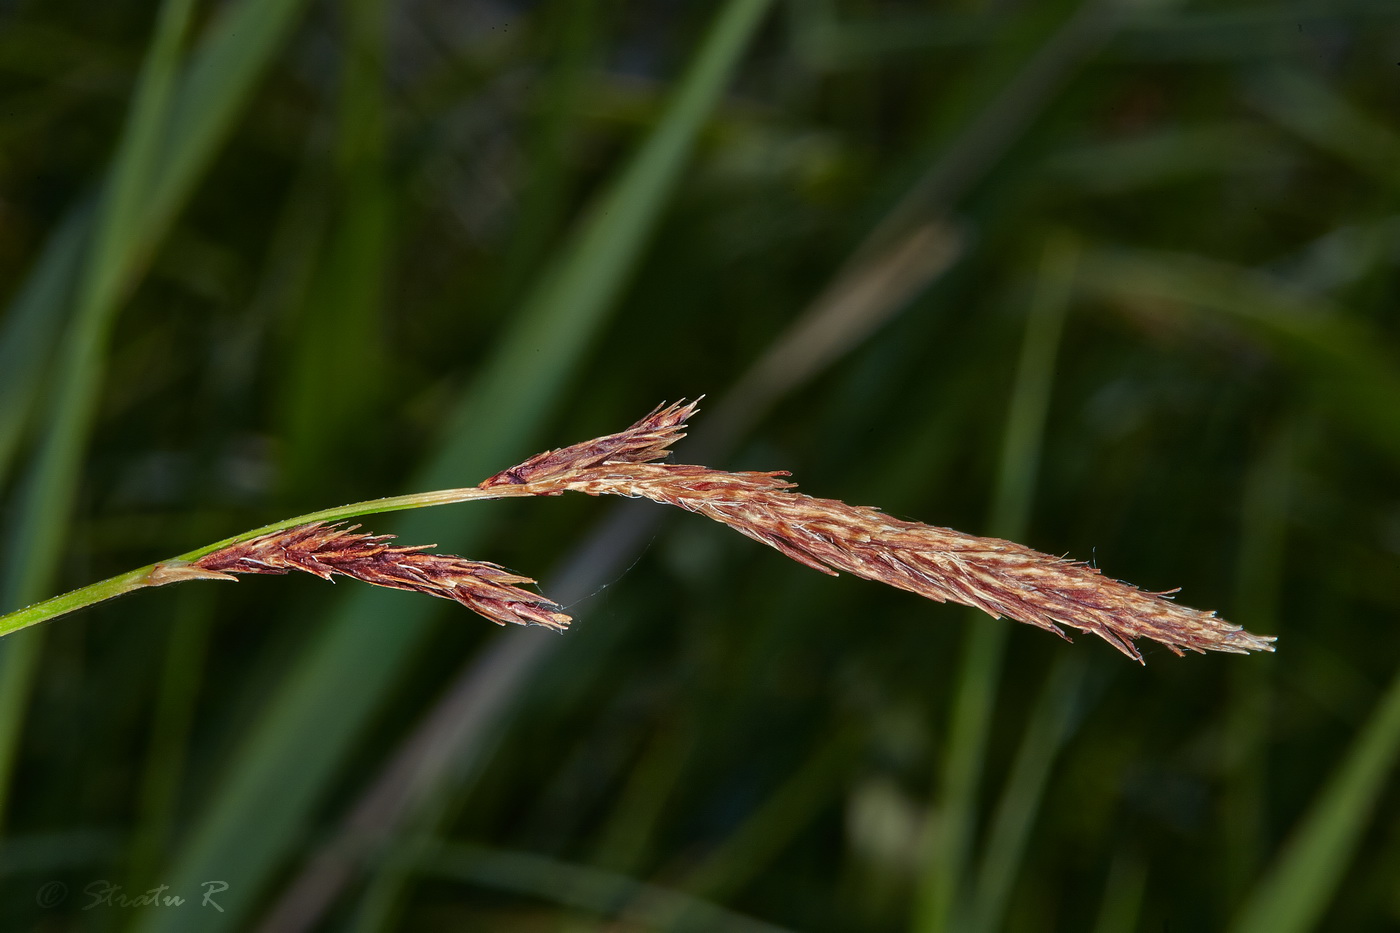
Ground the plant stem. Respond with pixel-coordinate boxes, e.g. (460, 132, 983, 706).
(0, 485, 524, 638)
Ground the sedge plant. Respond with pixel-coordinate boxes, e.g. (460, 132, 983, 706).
(0, 400, 1274, 663)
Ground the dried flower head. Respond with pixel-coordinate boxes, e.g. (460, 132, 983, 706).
(189, 522, 569, 630)
(481, 400, 1275, 663)
(479, 399, 698, 488)
(1, 400, 1279, 661)
(145, 400, 1274, 663)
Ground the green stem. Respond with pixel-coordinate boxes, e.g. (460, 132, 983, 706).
(0, 485, 522, 639)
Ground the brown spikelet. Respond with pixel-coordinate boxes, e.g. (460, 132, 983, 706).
(568, 465, 1273, 662)
(481, 400, 1275, 662)
(479, 399, 699, 488)
(189, 522, 570, 631)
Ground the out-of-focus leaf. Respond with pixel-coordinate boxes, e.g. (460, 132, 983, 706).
(0, 0, 318, 828)
(914, 233, 1075, 933)
(139, 3, 775, 930)
(1077, 248, 1400, 466)
(1231, 666, 1400, 933)
(0, 0, 197, 829)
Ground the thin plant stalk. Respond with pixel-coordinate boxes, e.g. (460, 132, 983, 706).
(0, 485, 519, 639)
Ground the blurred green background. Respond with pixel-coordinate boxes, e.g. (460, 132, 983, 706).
(2, 0, 1400, 930)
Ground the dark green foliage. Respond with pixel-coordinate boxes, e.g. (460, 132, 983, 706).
(1, 0, 1399, 930)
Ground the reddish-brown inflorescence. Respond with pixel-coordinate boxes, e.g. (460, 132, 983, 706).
(478, 398, 699, 488)
(480, 400, 1275, 662)
(559, 464, 1271, 661)
(191, 522, 570, 630)
(187, 399, 1275, 661)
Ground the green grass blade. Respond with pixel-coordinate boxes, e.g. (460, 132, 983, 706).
(143, 0, 317, 239)
(420, 0, 776, 493)
(488, 0, 604, 312)
(0, 0, 316, 832)
(1247, 70, 1400, 191)
(128, 587, 216, 884)
(966, 657, 1084, 933)
(0, 0, 196, 830)
(1230, 665, 1400, 933)
(590, 721, 696, 876)
(278, 0, 391, 496)
(0, 0, 317, 370)
(417, 842, 796, 933)
(913, 233, 1075, 933)
(680, 730, 861, 908)
(1091, 852, 1148, 933)
(0, 0, 315, 496)
(864, 0, 1114, 257)
(1075, 248, 1400, 466)
(1, 0, 194, 602)
(139, 4, 774, 930)
(1222, 421, 1298, 899)
(0, 208, 88, 492)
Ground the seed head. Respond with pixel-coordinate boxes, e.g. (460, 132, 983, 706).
(191, 522, 569, 630)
